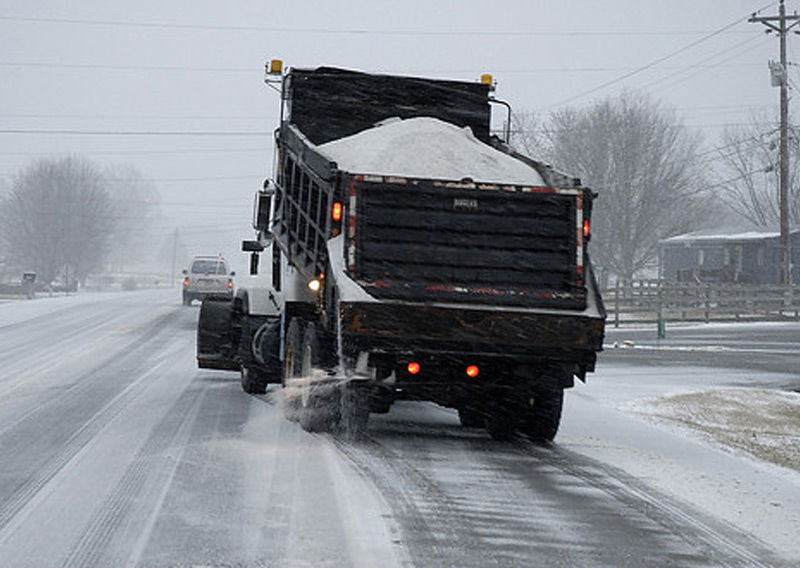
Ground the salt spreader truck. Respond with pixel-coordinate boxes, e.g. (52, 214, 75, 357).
(196, 63, 606, 440)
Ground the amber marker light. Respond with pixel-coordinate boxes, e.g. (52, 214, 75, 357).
(332, 201, 342, 222)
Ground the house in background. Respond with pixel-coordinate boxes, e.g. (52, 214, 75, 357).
(660, 229, 800, 284)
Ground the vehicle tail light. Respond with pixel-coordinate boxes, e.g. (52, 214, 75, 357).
(347, 178, 358, 270)
(583, 219, 590, 238)
(466, 364, 480, 378)
(227, 278, 233, 290)
(183, 277, 189, 287)
(332, 201, 342, 222)
(407, 361, 421, 375)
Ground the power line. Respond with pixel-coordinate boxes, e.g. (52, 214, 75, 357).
(0, 129, 269, 136)
(0, 147, 266, 157)
(643, 34, 770, 94)
(0, 60, 763, 75)
(0, 171, 262, 183)
(0, 14, 753, 37)
(0, 61, 255, 73)
(0, 112, 270, 120)
(540, 3, 775, 111)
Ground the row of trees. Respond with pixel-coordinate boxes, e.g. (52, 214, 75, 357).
(512, 91, 800, 285)
(0, 156, 158, 289)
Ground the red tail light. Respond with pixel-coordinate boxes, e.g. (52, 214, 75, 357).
(332, 201, 342, 222)
(407, 361, 421, 375)
(227, 278, 233, 290)
(183, 277, 189, 287)
(466, 365, 480, 378)
(583, 219, 590, 238)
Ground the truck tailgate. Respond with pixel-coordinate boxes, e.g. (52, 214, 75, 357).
(347, 176, 589, 309)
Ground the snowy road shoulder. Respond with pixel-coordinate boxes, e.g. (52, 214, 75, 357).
(561, 362, 800, 563)
(631, 388, 800, 475)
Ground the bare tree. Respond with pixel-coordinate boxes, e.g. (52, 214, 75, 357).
(716, 117, 800, 228)
(510, 109, 546, 159)
(538, 91, 709, 284)
(0, 156, 113, 288)
(104, 164, 161, 271)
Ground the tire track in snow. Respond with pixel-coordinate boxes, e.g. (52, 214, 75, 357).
(332, 409, 789, 568)
(0, 305, 123, 400)
(61, 384, 205, 568)
(332, 433, 482, 568)
(0, 311, 180, 542)
(516, 443, 785, 568)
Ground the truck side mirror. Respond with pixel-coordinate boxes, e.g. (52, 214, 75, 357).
(242, 240, 264, 276)
(249, 253, 259, 276)
(253, 180, 275, 232)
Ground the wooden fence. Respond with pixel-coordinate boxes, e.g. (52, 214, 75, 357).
(603, 280, 800, 327)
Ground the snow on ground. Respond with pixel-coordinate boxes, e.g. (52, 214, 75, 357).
(632, 388, 800, 474)
(317, 116, 546, 185)
(4, 293, 800, 560)
(565, 355, 800, 562)
(0, 290, 133, 325)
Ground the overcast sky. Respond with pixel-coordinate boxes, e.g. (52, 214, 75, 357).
(0, 1, 793, 273)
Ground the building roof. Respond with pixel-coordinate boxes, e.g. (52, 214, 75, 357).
(661, 228, 799, 245)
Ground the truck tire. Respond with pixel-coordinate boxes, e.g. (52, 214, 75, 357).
(458, 405, 485, 428)
(299, 324, 338, 433)
(282, 318, 304, 422)
(487, 413, 515, 441)
(197, 298, 238, 370)
(239, 318, 279, 395)
(341, 381, 370, 438)
(240, 366, 268, 395)
(520, 388, 564, 443)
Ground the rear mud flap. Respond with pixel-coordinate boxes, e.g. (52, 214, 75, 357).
(197, 298, 239, 370)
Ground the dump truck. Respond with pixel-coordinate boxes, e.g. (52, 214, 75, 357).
(196, 64, 606, 440)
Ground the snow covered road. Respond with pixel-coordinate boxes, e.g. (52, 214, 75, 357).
(0, 290, 797, 566)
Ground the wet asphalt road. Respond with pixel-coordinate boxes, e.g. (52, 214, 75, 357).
(0, 290, 793, 567)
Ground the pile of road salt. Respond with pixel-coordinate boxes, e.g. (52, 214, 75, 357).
(317, 116, 545, 186)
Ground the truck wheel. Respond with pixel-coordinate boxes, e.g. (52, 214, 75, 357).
(239, 318, 278, 395)
(487, 413, 515, 441)
(196, 298, 238, 370)
(299, 324, 338, 433)
(340, 381, 370, 439)
(520, 389, 564, 443)
(282, 318, 304, 422)
(240, 366, 268, 395)
(458, 405, 485, 428)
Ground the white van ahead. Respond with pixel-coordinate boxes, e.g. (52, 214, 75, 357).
(182, 256, 234, 305)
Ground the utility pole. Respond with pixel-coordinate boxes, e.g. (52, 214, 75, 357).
(171, 228, 179, 287)
(750, 0, 799, 285)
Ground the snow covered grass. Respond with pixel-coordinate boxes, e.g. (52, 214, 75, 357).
(634, 388, 800, 474)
